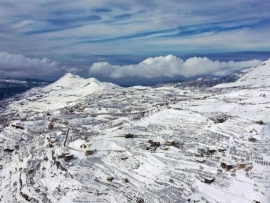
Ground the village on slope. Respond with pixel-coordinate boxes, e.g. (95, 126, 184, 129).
(0, 59, 270, 202)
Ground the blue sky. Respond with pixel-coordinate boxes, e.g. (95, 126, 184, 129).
(0, 0, 270, 82)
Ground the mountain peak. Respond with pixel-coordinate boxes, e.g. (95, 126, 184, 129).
(62, 73, 83, 79)
(46, 72, 118, 96)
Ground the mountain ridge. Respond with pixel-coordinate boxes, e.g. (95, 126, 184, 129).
(214, 59, 270, 88)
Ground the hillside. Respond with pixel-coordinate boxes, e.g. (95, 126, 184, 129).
(214, 59, 270, 88)
(0, 62, 270, 203)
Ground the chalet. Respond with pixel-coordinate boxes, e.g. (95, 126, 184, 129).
(48, 123, 54, 130)
(244, 165, 253, 171)
(255, 120, 264, 125)
(237, 162, 246, 169)
(218, 147, 227, 152)
(165, 140, 175, 146)
(196, 158, 205, 163)
(140, 112, 146, 117)
(221, 161, 234, 170)
(28, 168, 35, 174)
(203, 177, 215, 184)
(11, 124, 24, 130)
(78, 106, 85, 111)
(107, 176, 113, 182)
(59, 120, 68, 125)
(248, 137, 257, 142)
(80, 144, 87, 149)
(207, 147, 216, 155)
(149, 140, 160, 147)
(62, 153, 74, 162)
(120, 155, 128, 160)
(122, 177, 128, 183)
(20, 117, 27, 121)
(214, 117, 226, 124)
(85, 150, 94, 156)
(125, 133, 134, 138)
(3, 146, 15, 153)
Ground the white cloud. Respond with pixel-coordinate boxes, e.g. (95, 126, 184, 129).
(0, 52, 263, 81)
(89, 55, 262, 78)
(0, 52, 77, 79)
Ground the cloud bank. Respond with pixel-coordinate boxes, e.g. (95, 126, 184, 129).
(0, 52, 263, 82)
(0, 52, 78, 79)
(89, 55, 262, 79)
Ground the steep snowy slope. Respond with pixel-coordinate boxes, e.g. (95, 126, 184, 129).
(214, 59, 270, 88)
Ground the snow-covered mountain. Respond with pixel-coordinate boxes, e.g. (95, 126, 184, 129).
(46, 73, 118, 93)
(6, 73, 120, 111)
(0, 62, 270, 203)
(155, 70, 247, 89)
(214, 59, 270, 88)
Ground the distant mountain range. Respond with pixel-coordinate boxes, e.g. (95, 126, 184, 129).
(0, 78, 50, 100)
(155, 69, 250, 89)
(0, 62, 263, 100)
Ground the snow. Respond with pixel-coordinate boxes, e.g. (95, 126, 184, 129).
(40, 178, 60, 192)
(7, 73, 120, 111)
(89, 138, 125, 151)
(1, 61, 270, 203)
(68, 139, 87, 149)
(214, 59, 270, 88)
